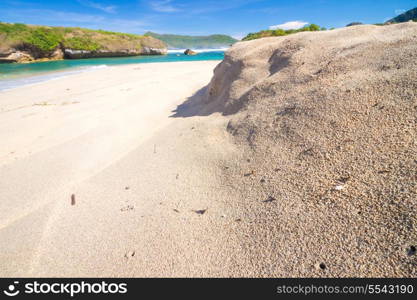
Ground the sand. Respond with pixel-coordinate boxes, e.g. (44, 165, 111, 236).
(198, 22, 417, 277)
(0, 61, 243, 276)
(1, 22, 416, 278)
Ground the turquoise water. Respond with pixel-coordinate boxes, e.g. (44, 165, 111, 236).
(0, 50, 224, 91)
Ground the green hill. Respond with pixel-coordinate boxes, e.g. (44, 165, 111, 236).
(386, 7, 417, 23)
(242, 24, 324, 41)
(0, 22, 166, 63)
(144, 32, 237, 49)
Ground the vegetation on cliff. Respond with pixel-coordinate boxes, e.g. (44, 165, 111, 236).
(144, 32, 237, 49)
(242, 24, 324, 41)
(386, 7, 417, 23)
(0, 22, 166, 61)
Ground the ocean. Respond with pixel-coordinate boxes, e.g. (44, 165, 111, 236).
(0, 49, 225, 91)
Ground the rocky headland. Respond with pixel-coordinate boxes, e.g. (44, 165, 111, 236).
(0, 23, 167, 63)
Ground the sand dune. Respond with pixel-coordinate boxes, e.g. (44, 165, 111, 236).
(0, 23, 416, 277)
(196, 22, 417, 277)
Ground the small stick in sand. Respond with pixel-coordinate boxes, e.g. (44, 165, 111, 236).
(71, 194, 76, 206)
(263, 196, 276, 203)
(244, 170, 255, 177)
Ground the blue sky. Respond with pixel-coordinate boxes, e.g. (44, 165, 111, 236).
(1, 0, 416, 38)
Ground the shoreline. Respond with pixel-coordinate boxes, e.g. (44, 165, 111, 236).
(0, 57, 223, 92)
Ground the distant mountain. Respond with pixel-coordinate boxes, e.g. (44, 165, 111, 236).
(386, 7, 417, 23)
(144, 32, 237, 49)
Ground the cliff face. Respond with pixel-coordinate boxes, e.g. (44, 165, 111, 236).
(62, 47, 166, 59)
(197, 23, 417, 276)
(0, 23, 167, 63)
(0, 48, 64, 63)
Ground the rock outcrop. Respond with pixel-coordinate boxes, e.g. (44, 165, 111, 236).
(142, 47, 168, 55)
(184, 49, 197, 55)
(0, 47, 64, 63)
(63, 47, 167, 59)
(0, 51, 33, 63)
(0, 44, 167, 63)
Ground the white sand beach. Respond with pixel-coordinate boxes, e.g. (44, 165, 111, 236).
(0, 61, 244, 276)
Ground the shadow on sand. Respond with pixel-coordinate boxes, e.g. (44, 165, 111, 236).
(170, 86, 211, 118)
(170, 85, 246, 118)
(170, 86, 224, 118)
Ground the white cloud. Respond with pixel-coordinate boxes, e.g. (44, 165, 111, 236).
(395, 9, 406, 15)
(77, 0, 117, 14)
(269, 21, 308, 30)
(150, 0, 181, 13)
